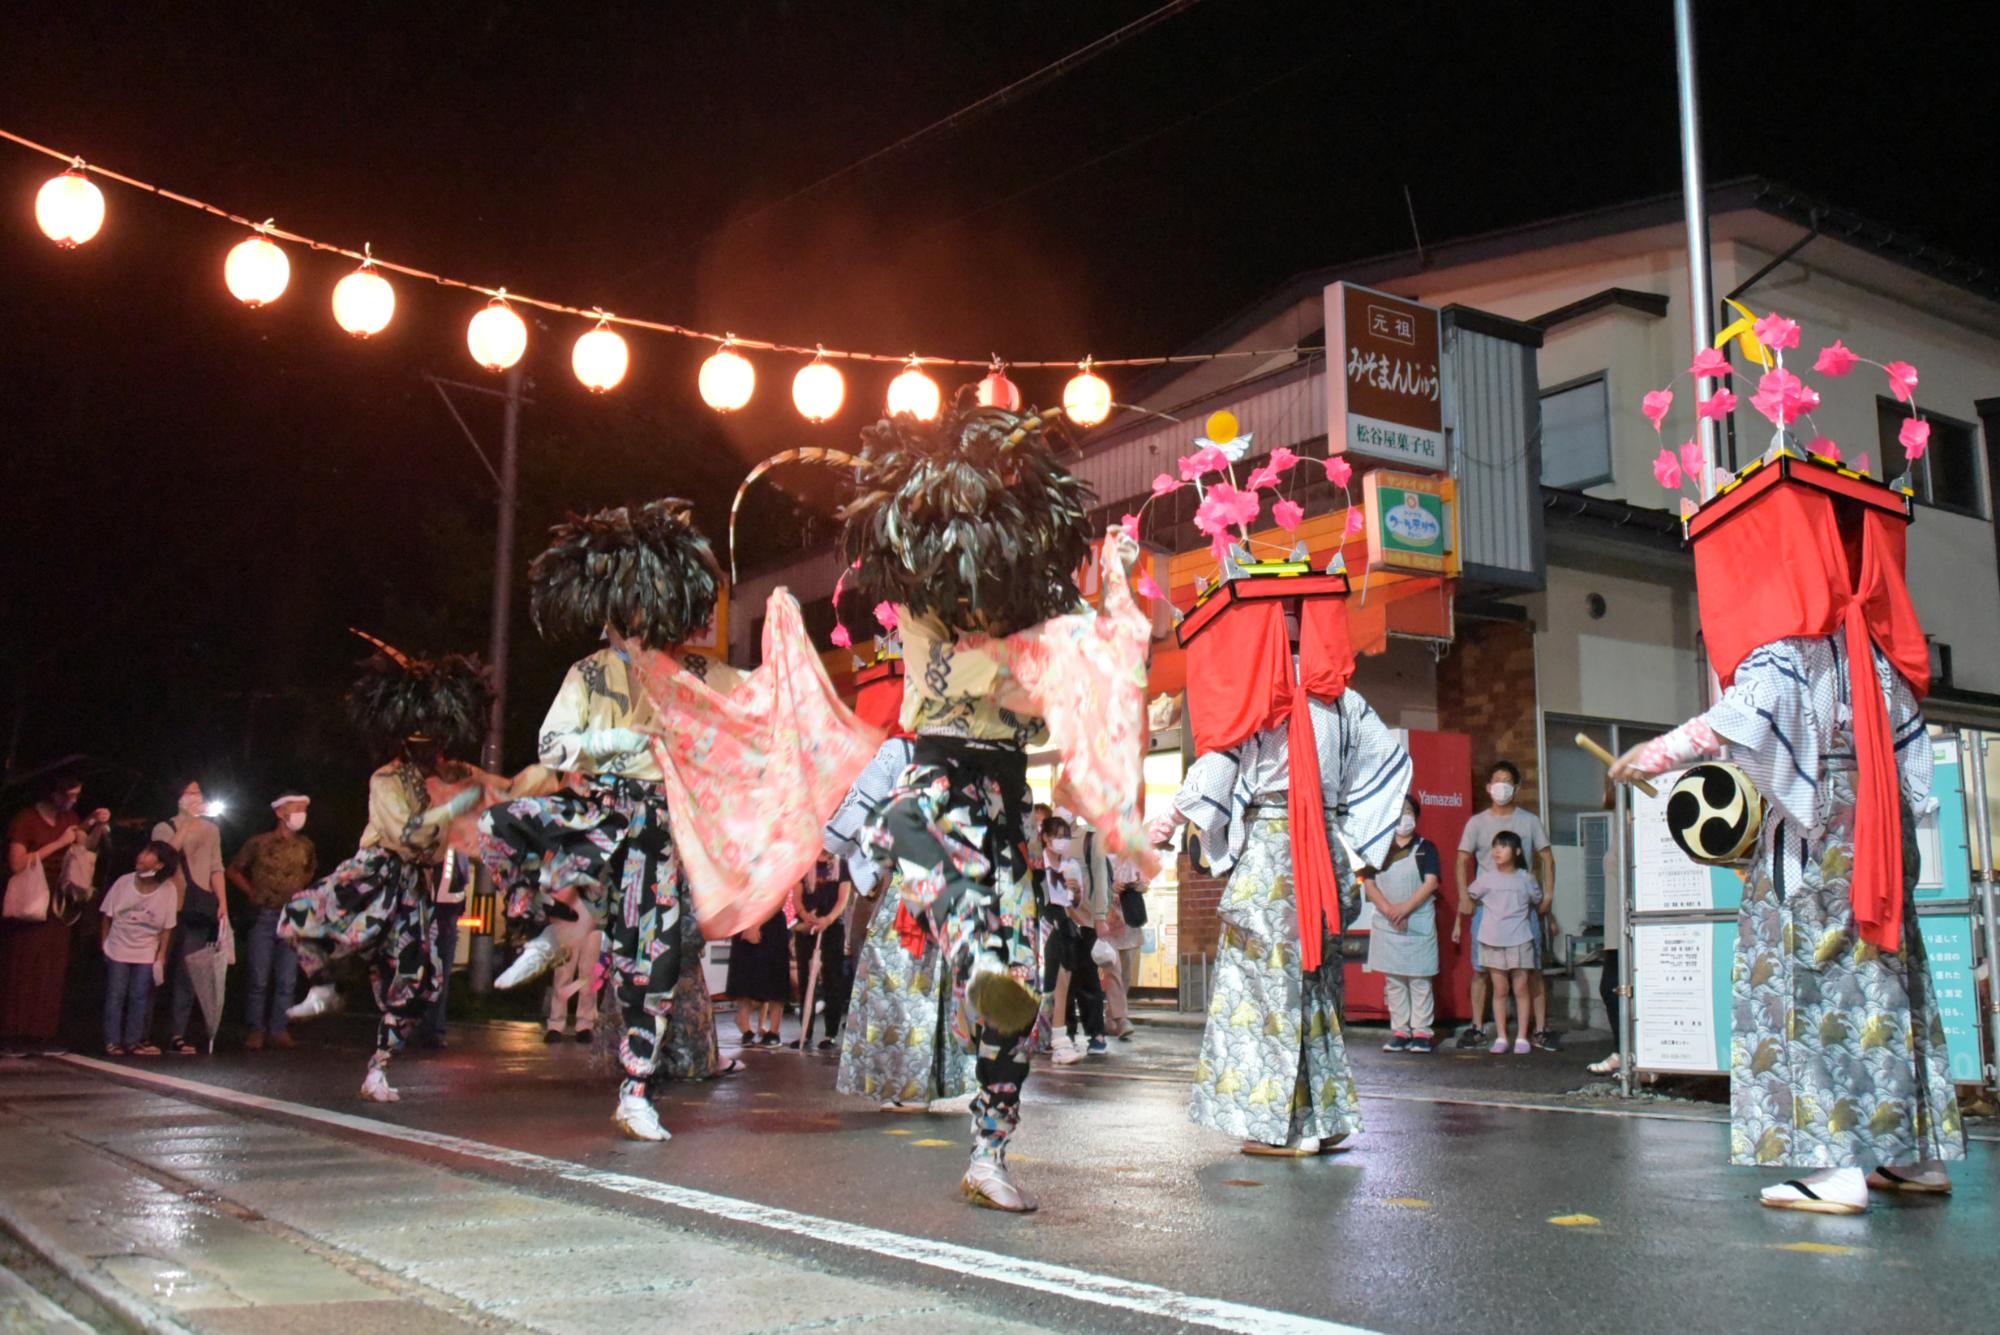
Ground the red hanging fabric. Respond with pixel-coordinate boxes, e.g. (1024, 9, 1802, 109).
(1184, 588, 1358, 970)
(1692, 476, 1929, 952)
(852, 662, 909, 736)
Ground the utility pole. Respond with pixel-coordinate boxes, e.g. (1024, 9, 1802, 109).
(485, 364, 524, 772)
(1673, 0, 1720, 497)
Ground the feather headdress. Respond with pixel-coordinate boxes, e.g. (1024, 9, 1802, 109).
(529, 498, 722, 651)
(344, 631, 493, 756)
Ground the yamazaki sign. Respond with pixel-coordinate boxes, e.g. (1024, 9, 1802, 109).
(1324, 282, 1444, 472)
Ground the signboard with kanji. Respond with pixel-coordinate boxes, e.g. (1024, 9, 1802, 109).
(1325, 282, 1444, 471)
(1362, 469, 1459, 576)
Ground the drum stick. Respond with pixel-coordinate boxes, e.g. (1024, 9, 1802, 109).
(1575, 733, 1659, 798)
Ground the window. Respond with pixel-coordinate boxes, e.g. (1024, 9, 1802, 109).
(1539, 375, 1613, 489)
(1543, 716, 1664, 846)
(1875, 398, 1985, 517)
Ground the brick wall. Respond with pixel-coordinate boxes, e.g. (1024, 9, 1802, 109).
(1434, 617, 1541, 802)
(1176, 855, 1224, 960)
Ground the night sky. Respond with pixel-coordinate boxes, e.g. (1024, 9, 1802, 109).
(3, 1, 1995, 837)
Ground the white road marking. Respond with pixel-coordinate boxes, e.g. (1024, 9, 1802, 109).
(54, 1056, 1376, 1335)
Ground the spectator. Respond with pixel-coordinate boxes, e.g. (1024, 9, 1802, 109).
(1451, 761, 1556, 1050)
(1042, 816, 1107, 1063)
(1467, 830, 1544, 1054)
(418, 852, 468, 1049)
(100, 840, 179, 1056)
(154, 780, 230, 1056)
(790, 851, 852, 1051)
(1363, 793, 1442, 1054)
(227, 794, 317, 1050)
(1096, 856, 1145, 1040)
(726, 907, 789, 1046)
(543, 900, 601, 1043)
(1589, 781, 1626, 1076)
(3, 768, 110, 1055)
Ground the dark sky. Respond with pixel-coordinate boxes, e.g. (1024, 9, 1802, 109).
(4, 1, 1995, 831)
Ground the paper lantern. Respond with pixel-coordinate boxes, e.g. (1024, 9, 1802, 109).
(224, 235, 290, 307)
(331, 265, 395, 338)
(572, 324, 629, 393)
(467, 296, 527, 371)
(35, 169, 104, 248)
(1063, 363, 1113, 427)
(699, 344, 755, 412)
(792, 358, 845, 423)
(977, 363, 1022, 412)
(887, 360, 941, 421)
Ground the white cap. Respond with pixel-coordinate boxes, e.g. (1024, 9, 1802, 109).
(270, 794, 311, 810)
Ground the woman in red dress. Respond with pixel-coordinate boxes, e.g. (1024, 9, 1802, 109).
(3, 768, 110, 1054)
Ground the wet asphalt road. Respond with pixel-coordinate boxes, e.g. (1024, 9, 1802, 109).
(38, 1015, 2000, 1335)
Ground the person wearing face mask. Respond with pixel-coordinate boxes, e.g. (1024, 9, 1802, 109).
(153, 779, 231, 1056)
(1451, 761, 1556, 1052)
(227, 795, 318, 1050)
(4, 768, 111, 1056)
(1362, 794, 1442, 1054)
(99, 840, 180, 1056)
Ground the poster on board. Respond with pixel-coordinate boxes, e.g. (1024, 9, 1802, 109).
(1633, 922, 1720, 1071)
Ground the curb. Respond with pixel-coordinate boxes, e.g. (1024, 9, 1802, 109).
(0, 1197, 194, 1335)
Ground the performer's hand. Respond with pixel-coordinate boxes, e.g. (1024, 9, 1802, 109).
(1608, 742, 1651, 784)
(1146, 813, 1178, 847)
(1105, 527, 1141, 576)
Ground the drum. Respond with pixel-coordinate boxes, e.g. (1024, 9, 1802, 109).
(1665, 762, 1763, 866)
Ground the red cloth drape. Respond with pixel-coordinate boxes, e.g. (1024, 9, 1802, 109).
(853, 663, 909, 737)
(1693, 483, 1929, 950)
(1186, 593, 1357, 969)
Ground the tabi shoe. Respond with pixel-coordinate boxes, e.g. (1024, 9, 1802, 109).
(1242, 1133, 1346, 1158)
(1867, 1162, 1953, 1195)
(613, 1093, 672, 1142)
(927, 1091, 977, 1115)
(359, 1068, 400, 1103)
(287, 984, 342, 1022)
(496, 927, 563, 990)
(961, 1157, 1037, 1213)
(1760, 1167, 1867, 1214)
(966, 954, 1040, 1035)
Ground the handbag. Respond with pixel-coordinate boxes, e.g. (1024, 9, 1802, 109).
(4, 857, 51, 922)
(53, 844, 98, 924)
(1090, 937, 1117, 968)
(1118, 885, 1148, 928)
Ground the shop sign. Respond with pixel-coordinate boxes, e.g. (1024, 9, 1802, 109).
(1363, 470, 1459, 576)
(1324, 282, 1444, 471)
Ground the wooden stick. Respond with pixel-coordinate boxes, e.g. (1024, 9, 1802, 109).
(1575, 732, 1659, 798)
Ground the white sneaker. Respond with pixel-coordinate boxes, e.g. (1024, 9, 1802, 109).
(495, 927, 563, 990)
(1051, 1039, 1086, 1066)
(613, 1092, 671, 1142)
(1587, 1053, 1623, 1076)
(359, 1067, 399, 1102)
(287, 984, 342, 1022)
(961, 1157, 1037, 1212)
(926, 1092, 977, 1115)
(1760, 1166, 1867, 1214)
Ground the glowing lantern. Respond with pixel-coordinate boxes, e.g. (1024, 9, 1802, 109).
(572, 322, 629, 393)
(886, 358, 941, 421)
(1063, 361, 1113, 427)
(224, 234, 290, 307)
(467, 295, 528, 371)
(977, 362, 1022, 412)
(35, 167, 104, 248)
(331, 261, 395, 338)
(699, 342, 755, 412)
(792, 356, 845, 423)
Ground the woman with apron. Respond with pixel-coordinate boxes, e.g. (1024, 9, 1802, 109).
(1362, 793, 1442, 1054)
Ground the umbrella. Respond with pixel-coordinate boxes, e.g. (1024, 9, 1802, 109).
(184, 929, 234, 1053)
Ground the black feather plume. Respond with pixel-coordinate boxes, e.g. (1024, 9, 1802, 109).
(838, 405, 1095, 636)
(345, 651, 494, 756)
(529, 498, 722, 650)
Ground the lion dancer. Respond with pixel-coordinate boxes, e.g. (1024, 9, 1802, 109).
(282, 642, 510, 1102)
(1612, 321, 1962, 1213)
(821, 403, 1156, 1212)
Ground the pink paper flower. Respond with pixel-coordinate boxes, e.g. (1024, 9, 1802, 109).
(1856, 452, 1871, 476)
(1272, 499, 1305, 531)
(1752, 313, 1800, 351)
(830, 624, 852, 649)
(1884, 360, 1919, 403)
(1652, 447, 1683, 490)
(1245, 463, 1281, 491)
(1324, 455, 1353, 489)
(1150, 473, 1183, 499)
(1193, 482, 1260, 539)
(1267, 446, 1301, 474)
(1208, 532, 1232, 565)
(1179, 446, 1228, 481)
(873, 601, 899, 633)
(1813, 341, 1858, 377)
(1696, 389, 1737, 420)
(1642, 389, 1674, 432)
(1899, 416, 1931, 460)
(1807, 436, 1841, 463)
(1120, 512, 1141, 542)
(1688, 347, 1731, 379)
(1749, 368, 1821, 426)
(1136, 568, 1163, 600)
(1678, 440, 1704, 479)
(1344, 506, 1365, 537)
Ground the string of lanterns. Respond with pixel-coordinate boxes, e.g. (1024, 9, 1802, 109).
(16, 127, 1301, 427)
